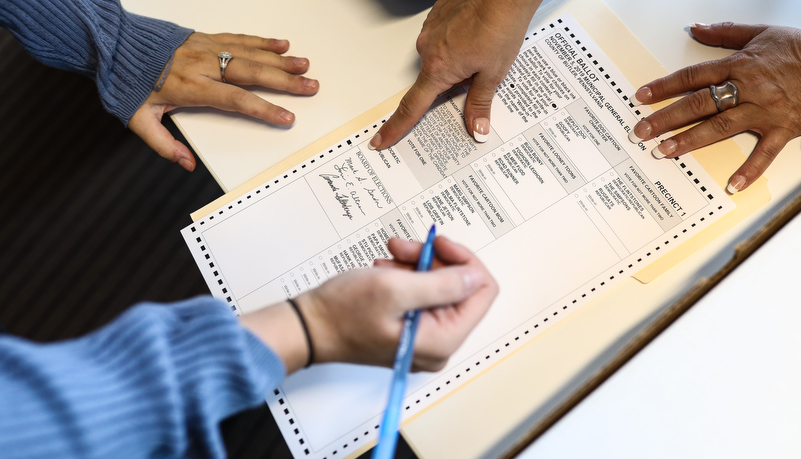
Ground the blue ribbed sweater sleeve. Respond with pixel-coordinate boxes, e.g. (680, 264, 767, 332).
(0, 0, 193, 125)
(0, 297, 285, 459)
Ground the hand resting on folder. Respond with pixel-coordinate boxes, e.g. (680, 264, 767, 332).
(241, 236, 498, 374)
(627, 22, 801, 194)
(130, 32, 320, 173)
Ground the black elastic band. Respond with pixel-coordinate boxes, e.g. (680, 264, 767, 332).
(287, 298, 314, 368)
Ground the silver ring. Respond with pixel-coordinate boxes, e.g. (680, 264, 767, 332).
(709, 81, 738, 112)
(218, 51, 233, 83)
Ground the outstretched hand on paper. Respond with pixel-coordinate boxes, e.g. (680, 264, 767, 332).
(369, 0, 543, 150)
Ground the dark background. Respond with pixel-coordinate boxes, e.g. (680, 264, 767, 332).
(0, 29, 416, 459)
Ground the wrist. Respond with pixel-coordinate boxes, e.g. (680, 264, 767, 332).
(239, 301, 309, 374)
(295, 290, 341, 365)
(287, 298, 314, 368)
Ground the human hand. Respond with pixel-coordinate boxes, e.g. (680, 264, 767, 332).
(368, 0, 542, 150)
(627, 23, 801, 193)
(275, 236, 497, 374)
(129, 32, 319, 172)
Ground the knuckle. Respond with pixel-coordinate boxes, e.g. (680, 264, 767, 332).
(707, 113, 735, 135)
(420, 55, 448, 78)
(727, 52, 750, 69)
(678, 65, 703, 88)
(738, 161, 762, 181)
(647, 111, 671, 136)
(757, 141, 781, 162)
(246, 59, 263, 75)
(395, 97, 418, 122)
(226, 90, 250, 110)
(717, 21, 736, 33)
(415, 31, 430, 55)
(686, 91, 710, 115)
(468, 93, 494, 112)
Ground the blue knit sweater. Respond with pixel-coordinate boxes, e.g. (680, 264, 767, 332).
(0, 297, 285, 458)
(0, 2, 284, 456)
(0, 0, 193, 124)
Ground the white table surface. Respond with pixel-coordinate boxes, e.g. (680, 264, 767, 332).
(520, 197, 801, 459)
(122, 0, 801, 456)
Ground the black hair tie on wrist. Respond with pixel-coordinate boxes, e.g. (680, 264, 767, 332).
(287, 298, 314, 368)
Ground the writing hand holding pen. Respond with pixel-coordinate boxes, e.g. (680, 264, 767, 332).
(240, 235, 498, 374)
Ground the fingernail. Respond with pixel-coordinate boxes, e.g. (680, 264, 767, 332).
(294, 57, 309, 67)
(727, 175, 746, 194)
(628, 120, 652, 143)
(652, 139, 676, 159)
(629, 87, 652, 107)
(276, 39, 289, 48)
(473, 118, 489, 143)
(461, 268, 482, 293)
(303, 77, 318, 89)
(177, 157, 193, 171)
(280, 110, 294, 123)
(368, 133, 381, 151)
(688, 22, 710, 30)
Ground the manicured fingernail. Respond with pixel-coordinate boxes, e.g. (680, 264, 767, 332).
(280, 110, 294, 123)
(652, 139, 676, 159)
(727, 175, 746, 194)
(628, 120, 652, 143)
(178, 157, 193, 171)
(688, 23, 710, 30)
(294, 57, 309, 67)
(473, 118, 489, 143)
(368, 133, 381, 150)
(629, 87, 652, 107)
(303, 77, 318, 89)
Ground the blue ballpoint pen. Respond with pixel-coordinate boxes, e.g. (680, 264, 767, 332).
(372, 224, 437, 459)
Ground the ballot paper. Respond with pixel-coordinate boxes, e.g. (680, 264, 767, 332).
(182, 14, 734, 459)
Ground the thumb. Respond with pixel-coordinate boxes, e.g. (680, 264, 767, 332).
(690, 22, 768, 49)
(463, 73, 500, 143)
(399, 265, 484, 311)
(129, 106, 196, 172)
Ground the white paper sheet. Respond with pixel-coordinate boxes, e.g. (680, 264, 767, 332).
(181, 14, 735, 459)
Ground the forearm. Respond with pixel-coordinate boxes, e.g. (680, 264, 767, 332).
(0, 0, 192, 124)
(0, 297, 283, 459)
